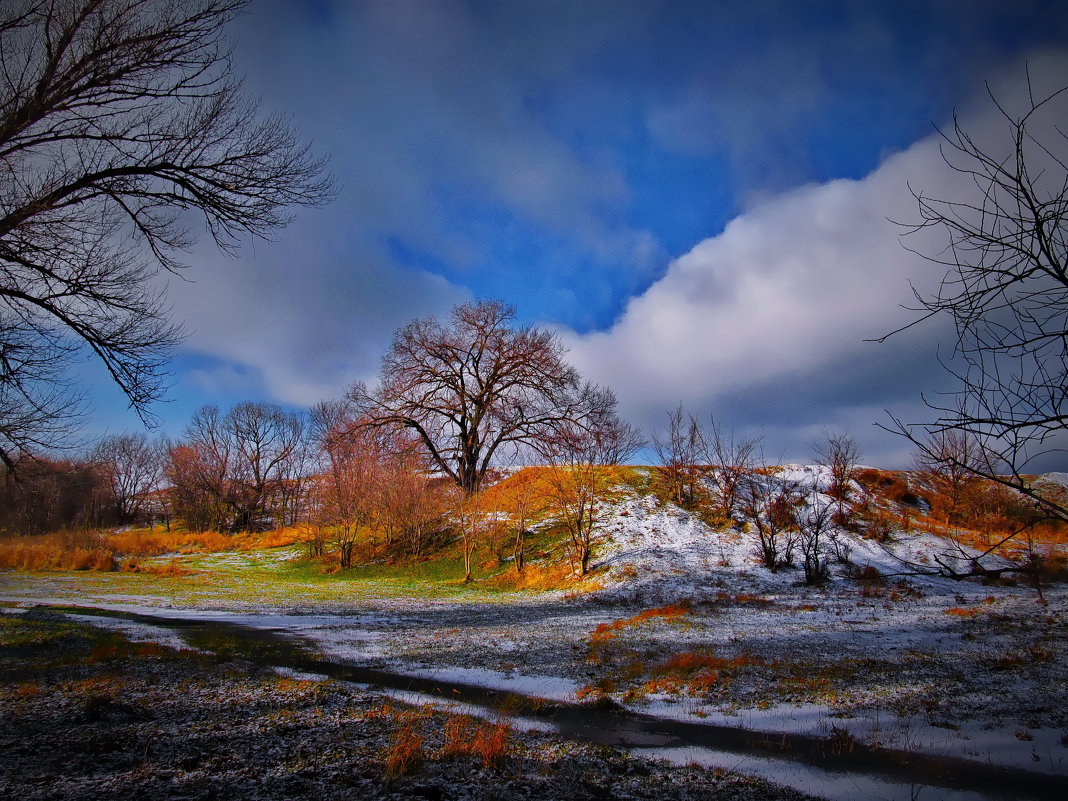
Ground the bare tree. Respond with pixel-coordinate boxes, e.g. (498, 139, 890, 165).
(542, 389, 644, 576)
(706, 417, 763, 522)
(225, 401, 305, 531)
(879, 71, 1068, 521)
(913, 430, 986, 526)
(652, 404, 706, 508)
(496, 459, 545, 575)
(0, 317, 85, 469)
(0, 453, 105, 535)
(166, 405, 232, 531)
(350, 300, 600, 496)
(452, 487, 504, 584)
(167, 402, 305, 533)
(309, 400, 390, 567)
(740, 467, 799, 572)
(814, 432, 860, 527)
(0, 0, 332, 467)
(797, 492, 835, 585)
(90, 432, 165, 524)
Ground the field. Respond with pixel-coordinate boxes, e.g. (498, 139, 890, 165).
(1, 466, 1066, 801)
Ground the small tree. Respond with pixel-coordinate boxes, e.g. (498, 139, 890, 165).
(496, 464, 546, 574)
(453, 488, 504, 583)
(814, 433, 860, 528)
(797, 492, 835, 585)
(309, 401, 384, 568)
(652, 404, 706, 508)
(542, 389, 643, 576)
(741, 469, 799, 572)
(914, 430, 986, 526)
(706, 418, 763, 523)
(374, 445, 448, 559)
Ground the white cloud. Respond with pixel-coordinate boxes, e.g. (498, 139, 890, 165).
(564, 137, 946, 410)
(566, 51, 1068, 467)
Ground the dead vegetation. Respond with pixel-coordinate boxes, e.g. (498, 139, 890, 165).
(0, 526, 302, 573)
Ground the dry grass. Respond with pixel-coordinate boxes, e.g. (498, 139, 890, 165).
(589, 602, 691, 645)
(484, 559, 576, 592)
(439, 713, 511, 768)
(440, 714, 479, 758)
(121, 558, 198, 577)
(0, 534, 116, 572)
(943, 606, 985, 618)
(107, 526, 300, 556)
(472, 721, 510, 768)
(384, 720, 424, 777)
(0, 525, 301, 573)
(641, 650, 761, 696)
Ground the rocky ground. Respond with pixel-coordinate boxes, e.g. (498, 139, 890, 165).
(0, 609, 822, 801)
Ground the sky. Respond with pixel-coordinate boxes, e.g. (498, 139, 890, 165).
(82, 0, 1068, 470)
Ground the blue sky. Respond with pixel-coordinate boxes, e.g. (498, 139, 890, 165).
(83, 0, 1068, 469)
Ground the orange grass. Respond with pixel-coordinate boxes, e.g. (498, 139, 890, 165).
(0, 536, 116, 572)
(589, 602, 691, 644)
(106, 526, 301, 556)
(439, 714, 511, 768)
(384, 721, 424, 777)
(484, 559, 576, 591)
(944, 606, 985, 618)
(440, 714, 479, 758)
(472, 722, 510, 768)
(0, 525, 302, 573)
(640, 650, 761, 696)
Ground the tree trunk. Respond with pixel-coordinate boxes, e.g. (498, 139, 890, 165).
(513, 529, 525, 574)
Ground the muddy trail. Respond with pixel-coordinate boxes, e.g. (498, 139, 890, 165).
(47, 605, 1065, 801)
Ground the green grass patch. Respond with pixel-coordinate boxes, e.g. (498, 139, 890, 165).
(0, 615, 86, 647)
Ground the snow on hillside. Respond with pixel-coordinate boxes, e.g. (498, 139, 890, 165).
(588, 465, 1023, 604)
(1038, 472, 1068, 488)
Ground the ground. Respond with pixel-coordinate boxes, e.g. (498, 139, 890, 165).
(1, 466, 1066, 799)
(0, 611, 819, 801)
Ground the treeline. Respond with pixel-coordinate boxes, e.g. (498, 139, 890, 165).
(1, 301, 645, 580)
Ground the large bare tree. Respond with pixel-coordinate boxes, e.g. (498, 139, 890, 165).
(880, 71, 1067, 521)
(350, 300, 601, 495)
(0, 0, 332, 467)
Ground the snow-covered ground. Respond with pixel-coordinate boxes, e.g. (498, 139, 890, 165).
(2, 466, 1065, 782)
